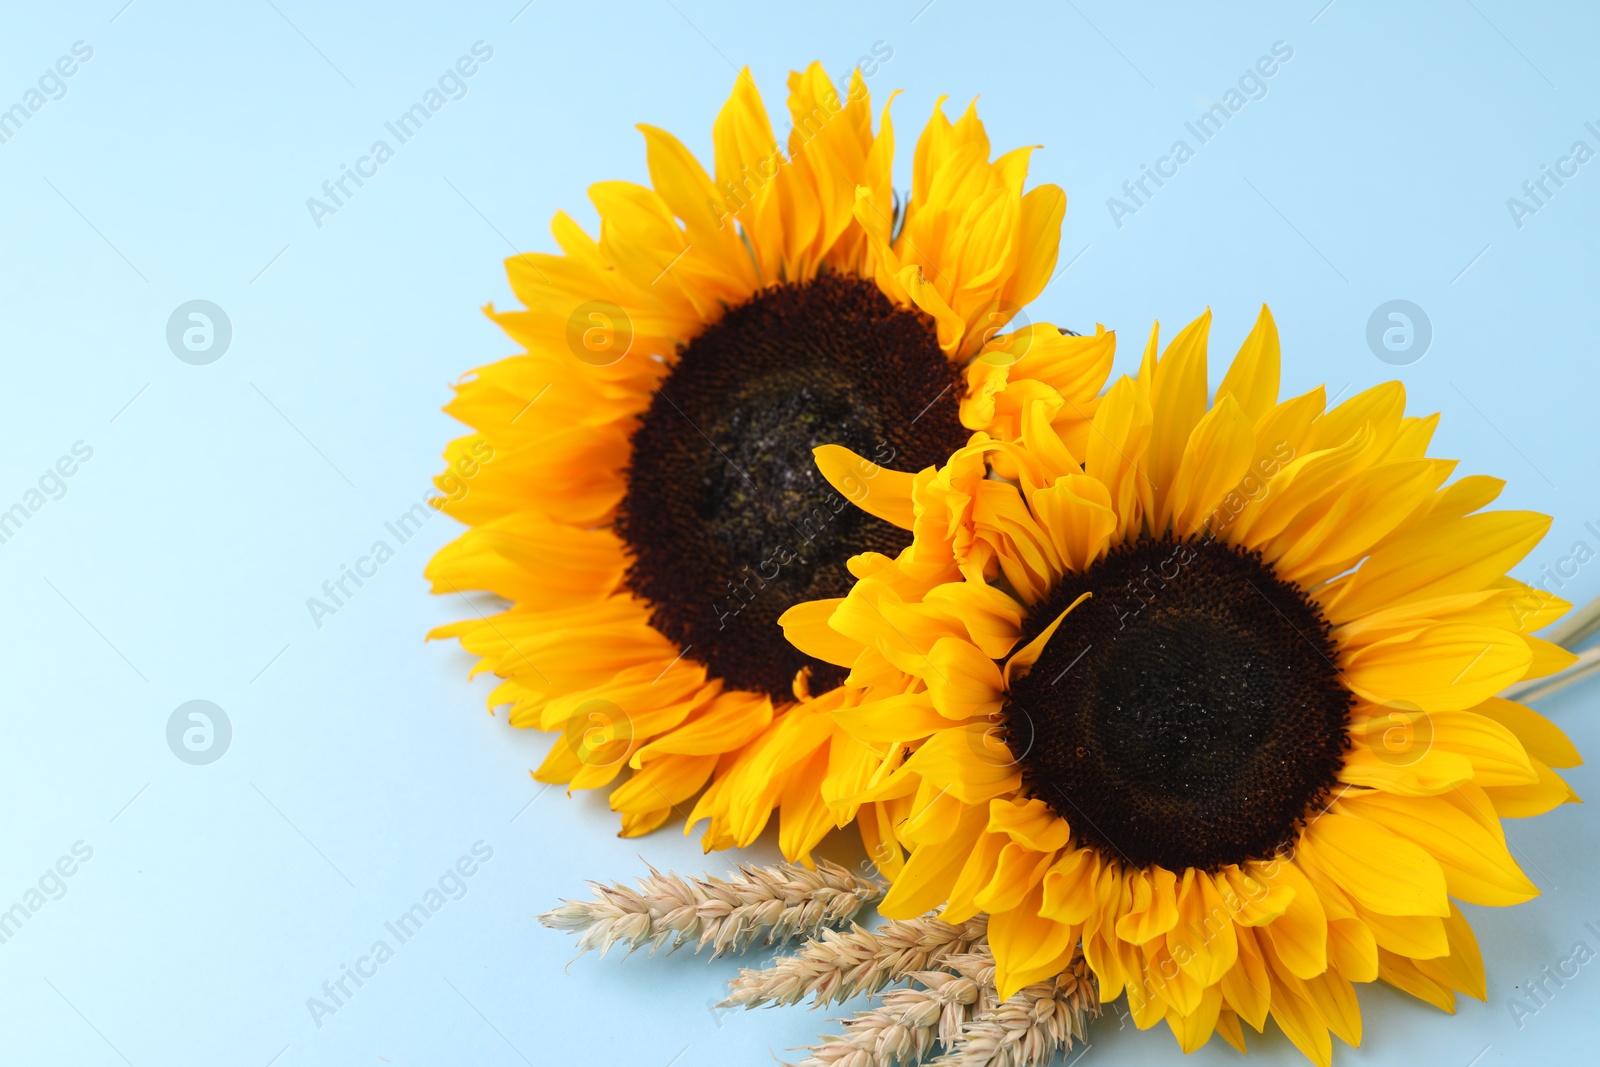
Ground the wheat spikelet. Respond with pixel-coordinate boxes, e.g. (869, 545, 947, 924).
(930, 951, 1098, 1067)
(790, 962, 1000, 1067)
(538, 860, 882, 959)
(721, 914, 989, 1010)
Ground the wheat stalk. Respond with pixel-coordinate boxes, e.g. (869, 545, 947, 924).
(721, 914, 989, 1010)
(790, 951, 1002, 1067)
(538, 859, 882, 959)
(929, 951, 1098, 1067)
(544, 860, 1100, 1066)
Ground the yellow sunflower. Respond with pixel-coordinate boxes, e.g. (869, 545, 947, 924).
(782, 307, 1583, 1063)
(426, 62, 1112, 858)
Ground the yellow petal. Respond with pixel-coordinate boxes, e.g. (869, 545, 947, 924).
(1343, 623, 1532, 712)
(1260, 943, 1335, 1067)
(1079, 860, 1129, 1000)
(1327, 917, 1379, 982)
(1164, 984, 1224, 1053)
(1299, 811, 1450, 917)
(991, 885, 1080, 999)
(633, 690, 773, 760)
(1219, 927, 1272, 1031)
(921, 580, 1027, 660)
(1084, 375, 1154, 542)
(712, 68, 777, 180)
(900, 725, 1021, 805)
(1168, 870, 1238, 986)
(1323, 511, 1551, 623)
(778, 597, 859, 667)
(1218, 864, 1296, 926)
(1268, 458, 1451, 587)
(1472, 694, 1587, 767)
(973, 841, 1056, 914)
(609, 752, 717, 816)
(1004, 183, 1067, 311)
(900, 779, 975, 845)
(1003, 591, 1091, 687)
(1378, 950, 1457, 1013)
(1305, 379, 1405, 456)
(858, 798, 907, 881)
(1029, 475, 1117, 572)
(1340, 706, 1537, 793)
(1115, 865, 1180, 943)
(1253, 858, 1328, 978)
(1146, 310, 1212, 524)
(943, 828, 1008, 923)
(1166, 393, 1255, 536)
(618, 806, 675, 837)
(1523, 634, 1580, 680)
(1339, 717, 1475, 795)
(879, 802, 989, 918)
(1412, 902, 1488, 1001)
(637, 123, 757, 297)
(1039, 847, 1097, 925)
(1299, 965, 1362, 1049)
(893, 260, 966, 356)
(1143, 937, 1204, 1016)
(1339, 791, 1539, 906)
(925, 636, 1007, 718)
(1483, 758, 1581, 817)
(1215, 304, 1281, 425)
(833, 691, 953, 743)
(1215, 1007, 1248, 1052)
(1251, 384, 1326, 472)
(987, 796, 1071, 851)
(813, 444, 916, 528)
(1423, 709, 1538, 787)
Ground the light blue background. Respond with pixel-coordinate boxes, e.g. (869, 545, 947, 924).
(0, 1, 1596, 1064)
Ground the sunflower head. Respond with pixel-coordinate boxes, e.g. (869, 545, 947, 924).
(426, 62, 1113, 857)
(787, 307, 1581, 1063)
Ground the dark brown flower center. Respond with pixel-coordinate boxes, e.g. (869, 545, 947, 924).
(617, 274, 967, 700)
(1008, 535, 1351, 871)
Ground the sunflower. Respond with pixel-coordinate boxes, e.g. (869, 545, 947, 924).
(782, 307, 1583, 1063)
(426, 62, 1112, 857)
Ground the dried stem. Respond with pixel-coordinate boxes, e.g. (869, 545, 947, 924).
(1544, 589, 1600, 650)
(1502, 644, 1600, 704)
(721, 914, 989, 1010)
(538, 860, 882, 960)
